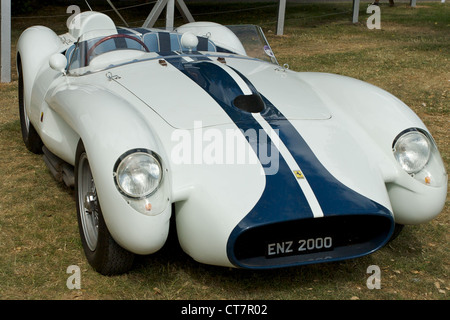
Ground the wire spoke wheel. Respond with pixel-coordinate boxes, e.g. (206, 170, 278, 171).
(75, 141, 135, 275)
(77, 153, 99, 251)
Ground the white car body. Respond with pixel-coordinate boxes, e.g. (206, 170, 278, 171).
(16, 11, 447, 274)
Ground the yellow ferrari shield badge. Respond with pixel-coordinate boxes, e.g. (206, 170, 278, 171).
(294, 170, 304, 179)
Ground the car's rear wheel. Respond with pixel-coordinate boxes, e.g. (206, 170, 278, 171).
(75, 141, 134, 275)
(18, 57, 43, 154)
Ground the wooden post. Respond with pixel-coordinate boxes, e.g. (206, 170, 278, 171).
(1, 0, 11, 83)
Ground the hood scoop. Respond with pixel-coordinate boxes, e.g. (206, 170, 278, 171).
(233, 94, 265, 113)
(181, 61, 268, 117)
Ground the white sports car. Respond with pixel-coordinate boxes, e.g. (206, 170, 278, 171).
(16, 11, 447, 275)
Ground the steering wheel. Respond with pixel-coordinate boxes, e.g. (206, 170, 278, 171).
(85, 34, 150, 66)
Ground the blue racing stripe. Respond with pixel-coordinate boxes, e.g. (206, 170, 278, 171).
(164, 55, 315, 222)
(261, 97, 389, 217)
(163, 54, 393, 268)
(232, 66, 392, 217)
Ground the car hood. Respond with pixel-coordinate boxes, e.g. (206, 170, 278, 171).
(114, 56, 331, 129)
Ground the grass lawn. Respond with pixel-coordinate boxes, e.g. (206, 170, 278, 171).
(0, 1, 448, 300)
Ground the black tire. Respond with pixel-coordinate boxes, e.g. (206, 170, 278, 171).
(388, 223, 404, 243)
(18, 57, 43, 154)
(75, 141, 134, 275)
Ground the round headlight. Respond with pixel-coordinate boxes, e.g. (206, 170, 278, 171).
(115, 151, 162, 198)
(393, 130, 431, 174)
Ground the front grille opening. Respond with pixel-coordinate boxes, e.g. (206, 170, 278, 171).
(232, 215, 393, 268)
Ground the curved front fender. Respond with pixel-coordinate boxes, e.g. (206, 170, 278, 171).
(292, 72, 447, 225)
(49, 81, 172, 254)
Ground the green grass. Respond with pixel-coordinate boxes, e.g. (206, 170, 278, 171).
(0, 2, 448, 300)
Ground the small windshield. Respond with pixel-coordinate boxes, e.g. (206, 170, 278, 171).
(66, 25, 277, 76)
(226, 25, 277, 64)
(67, 29, 149, 74)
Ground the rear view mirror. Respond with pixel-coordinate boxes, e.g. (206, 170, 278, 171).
(49, 53, 67, 75)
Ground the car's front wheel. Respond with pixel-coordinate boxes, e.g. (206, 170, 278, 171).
(75, 141, 134, 275)
(389, 223, 404, 243)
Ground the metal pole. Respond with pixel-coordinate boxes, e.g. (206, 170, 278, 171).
(175, 0, 194, 23)
(166, 0, 175, 31)
(1, 0, 11, 83)
(143, 0, 194, 29)
(107, 0, 129, 27)
(352, 0, 360, 24)
(276, 0, 286, 35)
(143, 0, 169, 28)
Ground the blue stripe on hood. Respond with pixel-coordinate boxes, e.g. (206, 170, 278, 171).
(163, 55, 394, 268)
(164, 55, 315, 219)
(223, 65, 393, 217)
(260, 98, 389, 217)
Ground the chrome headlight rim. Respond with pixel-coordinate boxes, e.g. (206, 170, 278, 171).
(392, 128, 432, 175)
(113, 149, 164, 200)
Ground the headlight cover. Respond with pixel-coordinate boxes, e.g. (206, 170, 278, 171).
(115, 151, 162, 198)
(114, 149, 169, 215)
(393, 128, 446, 187)
(393, 130, 430, 174)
